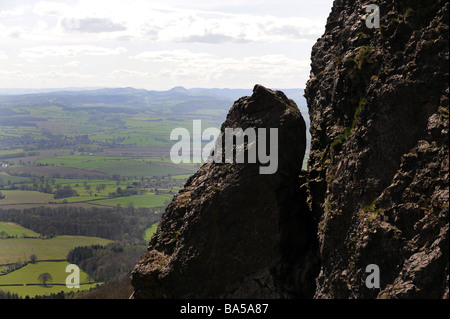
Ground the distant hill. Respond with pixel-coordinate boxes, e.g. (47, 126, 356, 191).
(0, 86, 307, 122)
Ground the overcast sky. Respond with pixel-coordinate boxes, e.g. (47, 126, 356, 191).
(0, 0, 333, 90)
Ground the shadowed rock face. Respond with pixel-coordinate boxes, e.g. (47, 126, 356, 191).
(305, 0, 449, 298)
(131, 85, 318, 298)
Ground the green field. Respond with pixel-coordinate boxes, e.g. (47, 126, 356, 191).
(143, 222, 159, 242)
(53, 178, 138, 196)
(0, 149, 25, 156)
(0, 172, 30, 185)
(0, 190, 54, 205)
(0, 222, 40, 238)
(29, 154, 196, 179)
(91, 162, 193, 177)
(36, 155, 140, 170)
(93, 193, 173, 208)
(0, 222, 112, 297)
(0, 261, 100, 298)
(0, 176, 182, 206)
(0, 235, 112, 264)
(0, 88, 234, 298)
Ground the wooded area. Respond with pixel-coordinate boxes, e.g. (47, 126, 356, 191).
(67, 243, 146, 282)
(0, 205, 162, 242)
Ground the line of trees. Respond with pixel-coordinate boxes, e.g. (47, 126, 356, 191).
(0, 290, 20, 299)
(0, 206, 162, 242)
(67, 243, 145, 282)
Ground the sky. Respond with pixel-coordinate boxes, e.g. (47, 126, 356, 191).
(0, 0, 334, 90)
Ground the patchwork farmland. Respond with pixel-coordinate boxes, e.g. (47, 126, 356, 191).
(0, 87, 307, 298)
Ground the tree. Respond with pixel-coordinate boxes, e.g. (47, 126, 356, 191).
(96, 265, 105, 281)
(38, 273, 53, 287)
(54, 185, 79, 199)
(30, 254, 38, 264)
(45, 226, 58, 238)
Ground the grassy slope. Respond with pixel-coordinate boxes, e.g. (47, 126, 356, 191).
(0, 261, 100, 298)
(0, 190, 54, 205)
(143, 222, 159, 242)
(90, 162, 193, 177)
(0, 235, 112, 264)
(0, 222, 40, 238)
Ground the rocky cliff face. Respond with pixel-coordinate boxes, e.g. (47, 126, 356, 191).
(305, 0, 448, 298)
(131, 0, 448, 299)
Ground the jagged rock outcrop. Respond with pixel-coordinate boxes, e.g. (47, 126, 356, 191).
(131, 85, 318, 298)
(305, 0, 449, 298)
(131, 0, 449, 299)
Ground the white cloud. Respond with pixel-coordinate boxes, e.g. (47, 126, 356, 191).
(64, 60, 80, 67)
(136, 11, 323, 43)
(133, 49, 211, 63)
(26, 0, 326, 43)
(0, 21, 20, 39)
(61, 17, 127, 33)
(0, 69, 93, 78)
(132, 49, 308, 69)
(18, 45, 127, 59)
(130, 49, 310, 87)
(0, 0, 333, 89)
(32, 1, 73, 16)
(0, 70, 95, 88)
(109, 69, 152, 78)
(0, 5, 29, 18)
